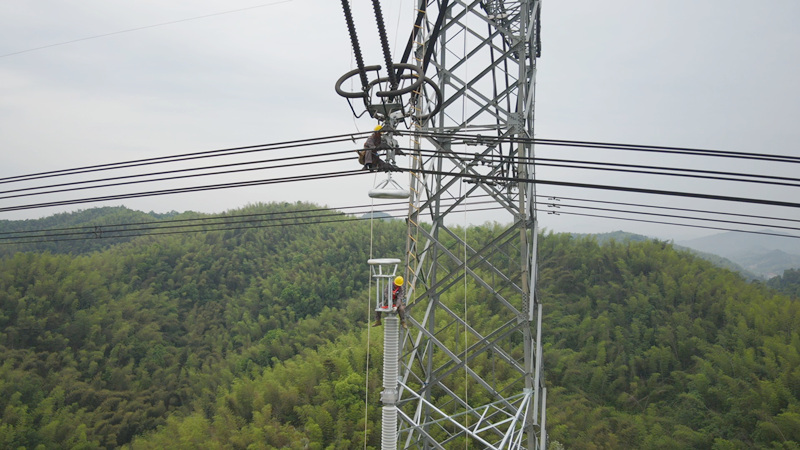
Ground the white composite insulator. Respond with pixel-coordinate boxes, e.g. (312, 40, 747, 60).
(381, 405, 398, 450)
(383, 315, 399, 388)
(381, 315, 400, 449)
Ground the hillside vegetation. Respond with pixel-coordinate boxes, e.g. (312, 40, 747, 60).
(0, 204, 798, 449)
(768, 269, 800, 299)
(0, 207, 188, 257)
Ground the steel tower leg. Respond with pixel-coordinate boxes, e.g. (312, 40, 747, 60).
(399, 0, 545, 448)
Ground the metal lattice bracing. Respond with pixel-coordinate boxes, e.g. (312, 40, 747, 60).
(399, 0, 545, 448)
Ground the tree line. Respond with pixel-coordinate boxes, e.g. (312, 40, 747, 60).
(0, 203, 797, 448)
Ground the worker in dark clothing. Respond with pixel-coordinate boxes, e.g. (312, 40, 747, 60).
(360, 124, 404, 171)
(360, 125, 388, 170)
(373, 275, 408, 329)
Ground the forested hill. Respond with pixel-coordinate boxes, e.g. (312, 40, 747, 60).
(0, 202, 406, 448)
(0, 207, 190, 256)
(0, 204, 798, 448)
(768, 268, 800, 298)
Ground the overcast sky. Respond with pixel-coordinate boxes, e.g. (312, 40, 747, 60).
(1, 0, 798, 241)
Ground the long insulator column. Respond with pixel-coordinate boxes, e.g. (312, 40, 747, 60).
(381, 314, 399, 450)
(371, 0, 397, 91)
(340, 0, 370, 89)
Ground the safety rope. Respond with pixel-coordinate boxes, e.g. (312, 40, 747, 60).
(363, 195, 375, 449)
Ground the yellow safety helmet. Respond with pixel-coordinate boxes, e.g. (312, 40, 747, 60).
(394, 276, 404, 286)
(374, 124, 383, 132)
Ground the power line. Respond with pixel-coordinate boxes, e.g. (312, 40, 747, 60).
(0, 207, 346, 240)
(0, 151, 355, 200)
(412, 167, 800, 209)
(401, 130, 800, 165)
(5, 144, 798, 208)
(546, 202, 800, 234)
(539, 208, 800, 241)
(5, 192, 796, 243)
(1, 212, 365, 246)
(0, 133, 367, 185)
(5, 133, 798, 187)
(2, 159, 798, 221)
(529, 158, 800, 187)
(1, 133, 798, 243)
(0, 169, 365, 213)
(4, 195, 798, 248)
(0, 203, 382, 237)
(9, 144, 799, 205)
(541, 195, 800, 224)
(0, 202, 410, 241)
(2, 160, 797, 248)
(0, 199, 475, 245)
(533, 138, 800, 165)
(1, 1, 293, 58)
(407, 147, 800, 188)
(0, 198, 499, 242)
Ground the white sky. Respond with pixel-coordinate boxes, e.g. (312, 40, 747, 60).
(1, 0, 799, 241)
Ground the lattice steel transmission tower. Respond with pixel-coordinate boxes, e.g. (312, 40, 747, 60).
(399, 1, 545, 448)
(337, 0, 544, 447)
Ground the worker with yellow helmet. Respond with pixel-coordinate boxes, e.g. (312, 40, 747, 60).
(359, 123, 400, 171)
(373, 275, 408, 329)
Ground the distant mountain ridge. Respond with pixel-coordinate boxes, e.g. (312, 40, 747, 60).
(585, 231, 764, 280)
(678, 231, 800, 279)
(578, 230, 800, 280)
